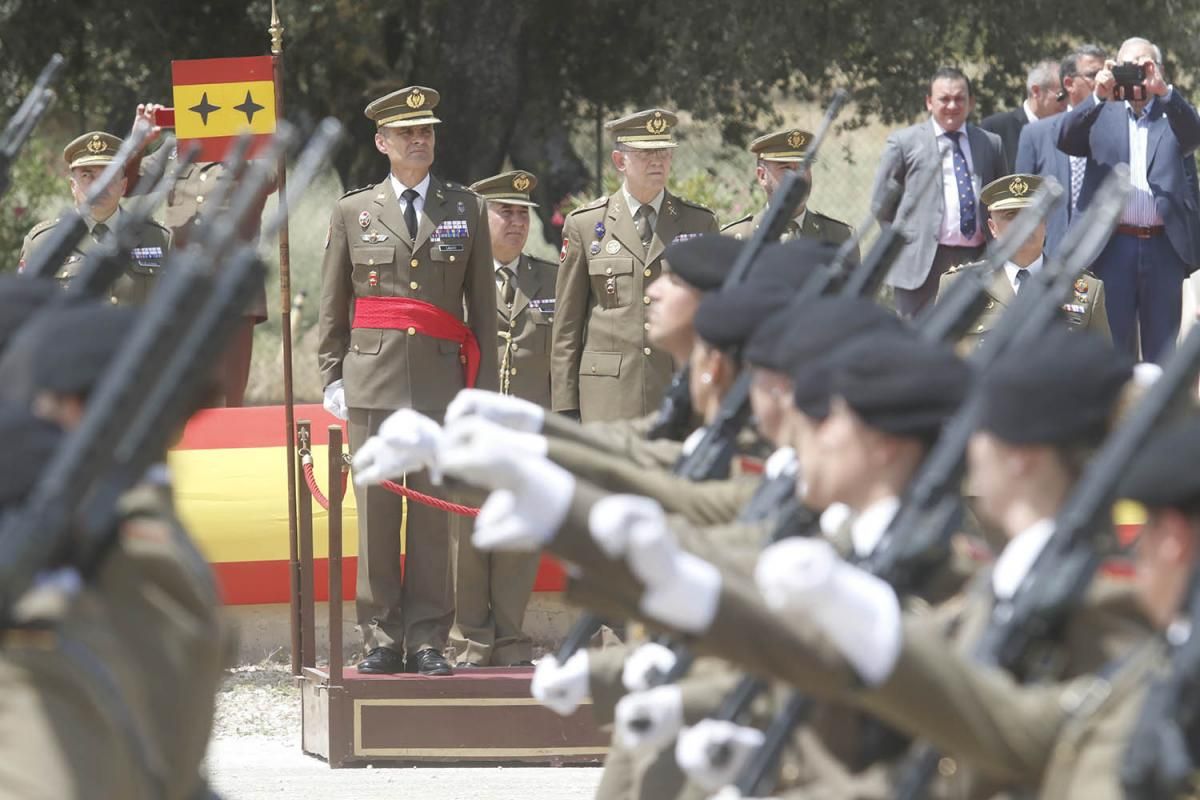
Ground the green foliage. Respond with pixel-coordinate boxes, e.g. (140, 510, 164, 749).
(0, 140, 68, 271)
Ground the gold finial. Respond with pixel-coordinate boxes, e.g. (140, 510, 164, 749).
(269, 0, 284, 55)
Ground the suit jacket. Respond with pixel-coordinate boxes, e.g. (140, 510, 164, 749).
(1016, 112, 1074, 252)
(1058, 90, 1200, 269)
(497, 253, 556, 407)
(871, 121, 1007, 290)
(317, 174, 499, 411)
(980, 106, 1029, 171)
(550, 190, 718, 421)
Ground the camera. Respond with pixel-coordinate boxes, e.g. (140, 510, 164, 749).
(1112, 62, 1147, 102)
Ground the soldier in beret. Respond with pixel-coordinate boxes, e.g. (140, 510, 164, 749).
(551, 108, 719, 423)
(722, 127, 856, 254)
(450, 169, 556, 667)
(318, 86, 498, 676)
(17, 132, 171, 306)
(938, 173, 1111, 352)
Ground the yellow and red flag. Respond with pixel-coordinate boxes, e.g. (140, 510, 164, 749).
(171, 55, 276, 162)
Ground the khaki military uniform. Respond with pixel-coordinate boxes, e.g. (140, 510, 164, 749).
(551, 191, 718, 421)
(449, 252, 554, 665)
(17, 213, 170, 306)
(721, 207, 854, 250)
(938, 262, 1112, 352)
(318, 174, 498, 657)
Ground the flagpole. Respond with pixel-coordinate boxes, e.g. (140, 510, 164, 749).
(269, 0, 302, 678)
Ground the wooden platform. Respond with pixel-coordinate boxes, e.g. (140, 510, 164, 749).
(300, 665, 609, 768)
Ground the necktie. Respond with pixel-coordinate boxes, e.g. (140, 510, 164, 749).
(91, 222, 110, 243)
(945, 131, 977, 238)
(635, 204, 655, 250)
(499, 267, 516, 307)
(401, 188, 419, 239)
(1069, 155, 1085, 213)
(1015, 268, 1030, 294)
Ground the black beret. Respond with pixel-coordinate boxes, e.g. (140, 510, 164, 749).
(1120, 416, 1200, 511)
(750, 297, 904, 374)
(663, 234, 743, 292)
(0, 404, 61, 508)
(0, 303, 138, 404)
(694, 280, 799, 351)
(0, 276, 60, 351)
(745, 238, 842, 290)
(977, 328, 1131, 446)
(830, 333, 970, 440)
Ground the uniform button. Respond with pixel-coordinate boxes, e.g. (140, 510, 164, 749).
(199, 173, 207, 182)
(974, 325, 984, 333)
(506, 302, 513, 309)
(643, 268, 652, 277)
(643, 347, 652, 355)
(368, 258, 375, 266)
(196, 195, 204, 204)
(512, 343, 520, 352)
(410, 258, 419, 268)
(509, 320, 516, 329)
(407, 326, 417, 336)
(410, 281, 419, 290)
(605, 267, 613, 276)
(937, 758, 957, 777)
(353, 344, 360, 352)
(643, 322, 650, 331)
(109, 296, 119, 305)
(449, 256, 456, 262)
(510, 368, 518, 376)
(643, 296, 650, 305)
(590, 365, 597, 373)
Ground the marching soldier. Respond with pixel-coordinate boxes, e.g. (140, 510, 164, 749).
(450, 169, 555, 666)
(939, 173, 1111, 351)
(18, 132, 170, 306)
(721, 127, 855, 252)
(551, 109, 718, 423)
(318, 86, 498, 676)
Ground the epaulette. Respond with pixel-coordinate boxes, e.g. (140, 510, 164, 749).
(810, 209, 852, 229)
(567, 195, 609, 216)
(339, 184, 373, 200)
(26, 218, 58, 240)
(720, 214, 753, 232)
(525, 254, 558, 269)
(674, 196, 714, 214)
(942, 260, 987, 277)
(441, 180, 471, 193)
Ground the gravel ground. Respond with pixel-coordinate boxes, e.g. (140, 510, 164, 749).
(208, 664, 603, 799)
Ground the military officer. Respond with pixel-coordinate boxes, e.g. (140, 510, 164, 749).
(318, 85, 498, 676)
(551, 108, 719, 423)
(449, 169, 555, 666)
(722, 127, 856, 252)
(129, 101, 273, 407)
(939, 173, 1111, 351)
(18, 132, 170, 306)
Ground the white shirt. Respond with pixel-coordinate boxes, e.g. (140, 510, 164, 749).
(1003, 254, 1045, 294)
(1022, 99, 1038, 124)
(931, 119, 985, 248)
(390, 172, 432, 219)
(1120, 90, 1171, 227)
(764, 447, 798, 480)
(850, 496, 901, 558)
(494, 256, 520, 293)
(819, 502, 854, 538)
(991, 518, 1055, 600)
(622, 184, 665, 224)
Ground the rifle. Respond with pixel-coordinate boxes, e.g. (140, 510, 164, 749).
(0, 54, 64, 198)
(1121, 571, 1200, 800)
(0, 120, 343, 614)
(22, 120, 155, 281)
(645, 90, 849, 441)
(558, 92, 851, 661)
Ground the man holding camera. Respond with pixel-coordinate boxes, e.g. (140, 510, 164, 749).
(1057, 36, 1200, 363)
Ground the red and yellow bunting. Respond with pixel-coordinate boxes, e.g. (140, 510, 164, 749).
(171, 55, 276, 162)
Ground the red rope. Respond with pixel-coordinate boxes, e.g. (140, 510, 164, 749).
(380, 480, 480, 518)
(301, 457, 348, 512)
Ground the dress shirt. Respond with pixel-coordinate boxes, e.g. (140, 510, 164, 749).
(1003, 254, 1045, 294)
(991, 518, 1055, 600)
(390, 172, 432, 218)
(931, 119, 985, 247)
(1121, 91, 1171, 226)
(850, 495, 901, 558)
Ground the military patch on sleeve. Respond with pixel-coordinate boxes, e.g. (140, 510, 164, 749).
(559, 238, 569, 262)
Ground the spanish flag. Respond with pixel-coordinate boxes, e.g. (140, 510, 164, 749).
(172, 55, 277, 162)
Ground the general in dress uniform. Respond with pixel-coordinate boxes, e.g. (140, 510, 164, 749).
(551, 109, 718, 423)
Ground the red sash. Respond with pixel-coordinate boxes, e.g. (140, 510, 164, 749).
(352, 296, 480, 388)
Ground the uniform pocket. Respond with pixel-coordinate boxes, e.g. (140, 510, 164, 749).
(588, 257, 635, 308)
(348, 328, 383, 355)
(579, 350, 622, 378)
(351, 245, 396, 294)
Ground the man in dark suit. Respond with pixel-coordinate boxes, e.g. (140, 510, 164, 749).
(871, 66, 1007, 317)
(1015, 45, 1108, 253)
(981, 59, 1065, 170)
(1058, 36, 1200, 362)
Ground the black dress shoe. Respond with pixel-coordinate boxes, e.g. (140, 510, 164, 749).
(357, 647, 405, 674)
(455, 661, 486, 669)
(411, 648, 454, 676)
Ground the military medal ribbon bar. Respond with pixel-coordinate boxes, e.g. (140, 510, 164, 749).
(171, 55, 277, 161)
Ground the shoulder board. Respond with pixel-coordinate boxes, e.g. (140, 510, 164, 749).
(810, 210, 851, 229)
(27, 219, 58, 239)
(440, 180, 473, 193)
(147, 220, 171, 236)
(339, 184, 373, 200)
(720, 214, 753, 232)
(942, 260, 987, 277)
(1083, 270, 1100, 280)
(567, 195, 610, 216)
(526, 254, 558, 270)
(674, 196, 714, 214)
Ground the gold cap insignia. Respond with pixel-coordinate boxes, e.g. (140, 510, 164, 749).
(512, 174, 532, 192)
(86, 135, 106, 154)
(406, 89, 426, 109)
(646, 112, 668, 135)
(786, 130, 807, 149)
(1009, 176, 1030, 197)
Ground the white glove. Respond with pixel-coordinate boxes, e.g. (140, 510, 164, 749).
(445, 388, 546, 433)
(322, 379, 348, 421)
(621, 642, 678, 693)
(588, 494, 667, 559)
(626, 517, 721, 635)
(676, 720, 766, 793)
(530, 651, 590, 716)
(754, 538, 901, 686)
(613, 685, 683, 751)
(440, 417, 570, 552)
(351, 409, 444, 486)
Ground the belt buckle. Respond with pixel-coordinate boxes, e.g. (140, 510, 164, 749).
(1136, 226, 1152, 239)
